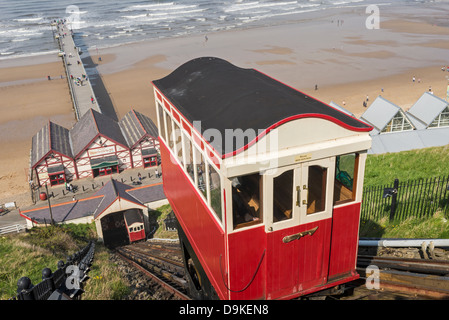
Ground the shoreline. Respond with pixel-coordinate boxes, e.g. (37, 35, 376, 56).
(1, 3, 449, 208)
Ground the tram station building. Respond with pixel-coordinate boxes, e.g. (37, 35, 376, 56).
(30, 109, 159, 187)
(19, 179, 167, 247)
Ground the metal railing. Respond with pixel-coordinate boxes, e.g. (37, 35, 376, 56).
(0, 224, 27, 236)
(361, 175, 449, 222)
(11, 240, 95, 300)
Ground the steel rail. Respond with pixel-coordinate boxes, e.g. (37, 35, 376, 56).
(115, 249, 190, 300)
(119, 247, 185, 277)
(357, 255, 449, 276)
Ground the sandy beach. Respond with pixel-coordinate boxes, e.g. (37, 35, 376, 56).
(1, 3, 449, 208)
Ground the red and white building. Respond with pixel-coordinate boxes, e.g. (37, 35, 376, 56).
(30, 109, 159, 187)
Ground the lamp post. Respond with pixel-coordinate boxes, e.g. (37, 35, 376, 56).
(45, 184, 55, 226)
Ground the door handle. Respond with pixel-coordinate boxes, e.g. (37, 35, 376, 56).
(296, 186, 300, 206)
(282, 226, 318, 243)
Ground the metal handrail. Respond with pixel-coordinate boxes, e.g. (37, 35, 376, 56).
(0, 224, 27, 235)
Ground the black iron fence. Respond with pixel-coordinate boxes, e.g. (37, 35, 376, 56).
(11, 240, 95, 300)
(361, 175, 449, 222)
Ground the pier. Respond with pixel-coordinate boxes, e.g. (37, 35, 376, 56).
(54, 22, 101, 120)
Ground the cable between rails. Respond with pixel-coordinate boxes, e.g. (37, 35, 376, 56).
(219, 249, 266, 293)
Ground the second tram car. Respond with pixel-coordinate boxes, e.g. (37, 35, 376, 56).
(152, 57, 373, 300)
(124, 209, 146, 243)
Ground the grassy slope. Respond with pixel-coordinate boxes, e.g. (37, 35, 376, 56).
(0, 224, 129, 300)
(364, 145, 449, 187)
(361, 145, 449, 238)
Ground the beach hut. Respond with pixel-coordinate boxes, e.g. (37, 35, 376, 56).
(406, 92, 449, 129)
(360, 96, 415, 135)
(365, 93, 449, 154)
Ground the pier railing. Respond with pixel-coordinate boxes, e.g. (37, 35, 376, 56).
(60, 51, 81, 120)
(11, 240, 95, 300)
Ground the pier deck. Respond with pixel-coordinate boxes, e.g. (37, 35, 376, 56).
(55, 22, 101, 120)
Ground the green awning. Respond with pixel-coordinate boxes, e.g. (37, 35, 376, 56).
(90, 155, 119, 169)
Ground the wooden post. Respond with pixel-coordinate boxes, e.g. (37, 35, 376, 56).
(390, 179, 399, 221)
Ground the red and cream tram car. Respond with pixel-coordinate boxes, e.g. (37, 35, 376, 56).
(152, 57, 372, 300)
(124, 209, 146, 243)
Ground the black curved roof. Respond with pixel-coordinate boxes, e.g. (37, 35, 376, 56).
(153, 57, 372, 157)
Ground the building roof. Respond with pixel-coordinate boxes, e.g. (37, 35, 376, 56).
(153, 57, 371, 156)
(92, 179, 145, 219)
(31, 121, 73, 168)
(20, 179, 166, 224)
(126, 182, 165, 204)
(71, 109, 129, 157)
(119, 110, 159, 148)
(360, 96, 405, 133)
(329, 101, 355, 117)
(20, 196, 103, 224)
(406, 92, 449, 129)
(369, 127, 449, 154)
(31, 109, 158, 168)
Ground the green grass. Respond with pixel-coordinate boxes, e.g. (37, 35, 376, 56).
(364, 145, 449, 187)
(361, 145, 449, 237)
(148, 204, 178, 239)
(360, 211, 449, 238)
(0, 223, 129, 300)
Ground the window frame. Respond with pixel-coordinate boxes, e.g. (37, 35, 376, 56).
(333, 152, 360, 206)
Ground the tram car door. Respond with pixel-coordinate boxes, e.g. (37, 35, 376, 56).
(265, 157, 334, 298)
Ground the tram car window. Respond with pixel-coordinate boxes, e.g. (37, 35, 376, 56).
(194, 146, 207, 199)
(152, 57, 373, 300)
(157, 102, 166, 141)
(232, 173, 263, 229)
(208, 164, 222, 221)
(184, 133, 195, 182)
(334, 153, 359, 205)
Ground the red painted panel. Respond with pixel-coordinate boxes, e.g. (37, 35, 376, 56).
(155, 91, 162, 102)
(266, 219, 332, 300)
(328, 203, 361, 279)
(163, 100, 171, 111)
(172, 108, 180, 122)
(227, 226, 266, 300)
(129, 230, 145, 243)
(160, 141, 227, 299)
(182, 119, 191, 135)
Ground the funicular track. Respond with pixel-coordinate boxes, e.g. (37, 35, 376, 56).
(352, 254, 449, 300)
(115, 240, 191, 300)
(116, 240, 449, 300)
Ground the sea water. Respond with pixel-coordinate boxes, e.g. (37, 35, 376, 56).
(0, 0, 437, 60)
